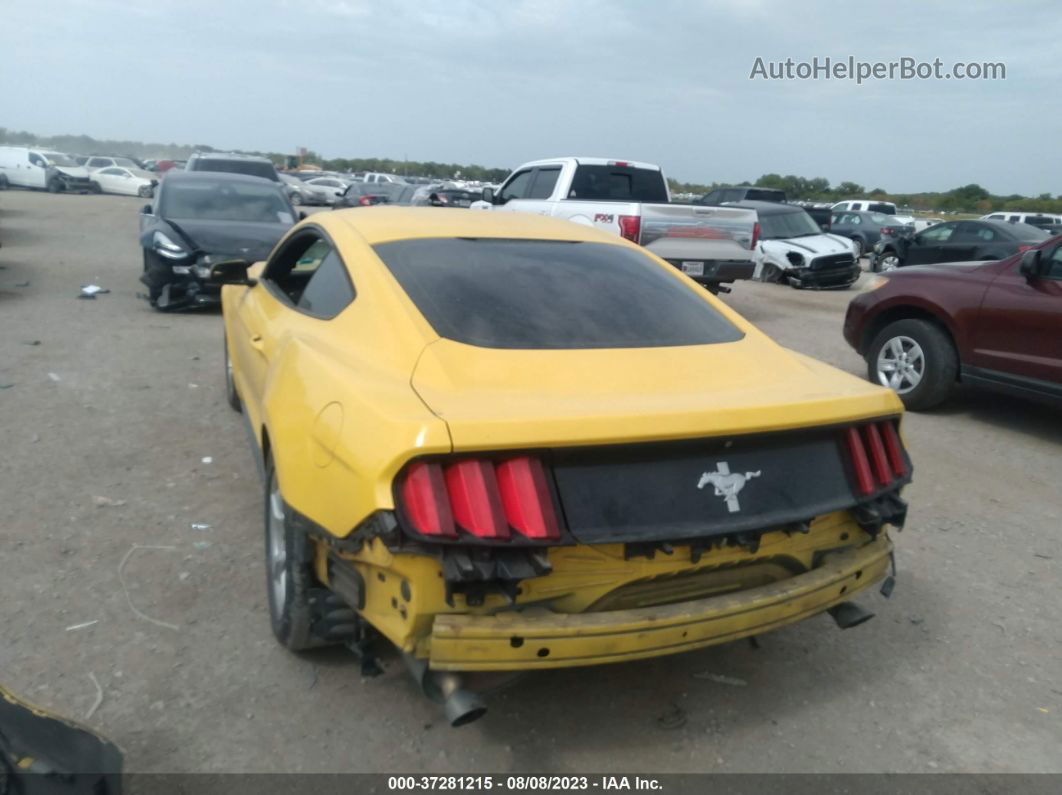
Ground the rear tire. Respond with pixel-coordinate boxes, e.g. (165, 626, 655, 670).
(265, 460, 318, 652)
(867, 319, 957, 410)
(224, 334, 242, 413)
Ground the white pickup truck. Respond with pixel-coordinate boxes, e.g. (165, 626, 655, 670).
(475, 157, 759, 291)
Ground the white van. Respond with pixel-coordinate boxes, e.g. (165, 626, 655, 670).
(0, 146, 94, 192)
(981, 211, 1062, 231)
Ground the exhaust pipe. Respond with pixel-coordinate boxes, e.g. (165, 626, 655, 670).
(828, 601, 875, 630)
(402, 654, 488, 727)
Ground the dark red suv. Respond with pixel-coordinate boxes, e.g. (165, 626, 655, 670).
(844, 237, 1062, 409)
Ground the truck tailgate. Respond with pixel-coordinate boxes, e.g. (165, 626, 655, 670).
(640, 204, 756, 265)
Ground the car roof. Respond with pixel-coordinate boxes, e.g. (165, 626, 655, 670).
(730, 200, 802, 215)
(316, 206, 630, 246)
(160, 171, 282, 187)
(190, 152, 273, 163)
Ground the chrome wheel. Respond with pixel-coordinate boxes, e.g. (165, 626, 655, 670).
(267, 488, 288, 613)
(876, 335, 924, 394)
(877, 253, 900, 272)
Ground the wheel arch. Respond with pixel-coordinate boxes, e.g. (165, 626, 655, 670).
(862, 305, 960, 380)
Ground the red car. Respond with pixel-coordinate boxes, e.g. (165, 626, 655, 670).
(844, 237, 1062, 409)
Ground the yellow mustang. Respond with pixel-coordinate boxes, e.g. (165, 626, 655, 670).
(215, 208, 911, 725)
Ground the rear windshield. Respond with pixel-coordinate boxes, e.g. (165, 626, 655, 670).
(867, 203, 895, 214)
(567, 165, 668, 203)
(190, 158, 278, 181)
(745, 188, 785, 202)
(373, 239, 743, 349)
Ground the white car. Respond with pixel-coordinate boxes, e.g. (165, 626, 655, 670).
(743, 201, 862, 289)
(84, 155, 143, 173)
(305, 176, 350, 204)
(90, 166, 157, 197)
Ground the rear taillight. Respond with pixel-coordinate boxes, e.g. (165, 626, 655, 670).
(1017, 244, 1033, 252)
(618, 214, 641, 243)
(844, 420, 909, 496)
(399, 456, 561, 543)
(358, 196, 373, 206)
(400, 461, 457, 538)
(496, 457, 560, 541)
(750, 221, 760, 250)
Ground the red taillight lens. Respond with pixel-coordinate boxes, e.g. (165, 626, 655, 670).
(400, 456, 561, 543)
(751, 221, 760, 249)
(358, 196, 373, 206)
(401, 461, 457, 538)
(863, 423, 892, 486)
(878, 421, 907, 477)
(844, 420, 908, 496)
(618, 214, 641, 243)
(845, 427, 876, 496)
(495, 457, 560, 541)
(444, 460, 508, 539)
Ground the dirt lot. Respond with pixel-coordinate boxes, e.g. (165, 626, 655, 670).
(1, 189, 1059, 774)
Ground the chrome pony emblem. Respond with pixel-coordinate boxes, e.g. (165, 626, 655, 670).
(697, 462, 761, 513)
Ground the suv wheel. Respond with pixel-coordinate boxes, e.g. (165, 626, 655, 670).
(867, 319, 957, 410)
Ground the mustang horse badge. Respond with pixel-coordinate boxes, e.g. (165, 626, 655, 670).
(697, 462, 761, 513)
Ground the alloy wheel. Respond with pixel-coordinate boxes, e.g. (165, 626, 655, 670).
(876, 335, 925, 394)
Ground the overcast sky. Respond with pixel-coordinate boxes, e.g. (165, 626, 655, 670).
(4, 0, 1060, 194)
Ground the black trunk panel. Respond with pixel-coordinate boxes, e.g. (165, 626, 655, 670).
(550, 427, 885, 544)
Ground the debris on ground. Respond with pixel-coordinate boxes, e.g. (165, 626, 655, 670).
(655, 702, 687, 730)
(201, 456, 213, 464)
(93, 495, 127, 508)
(193, 541, 212, 550)
(78, 284, 110, 299)
(1033, 553, 1052, 560)
(693, 672, 748, 687)
(47, 372, 61, 382)
(66, 620, 100, 632)
(85, 673, 104, 720)
(117, 544, 180, 631)
(190, 523, 211, 531)
(21, 340, 41, 346)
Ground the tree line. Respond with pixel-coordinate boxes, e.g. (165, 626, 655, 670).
(668, 173, 1062, 215)
(3, 128, 1058, 214)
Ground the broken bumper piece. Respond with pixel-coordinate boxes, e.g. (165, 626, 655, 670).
(427, 535, 893, 671)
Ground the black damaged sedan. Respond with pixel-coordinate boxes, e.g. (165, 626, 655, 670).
(139, 172, 298, 310)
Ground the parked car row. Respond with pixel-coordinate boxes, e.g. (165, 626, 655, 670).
(868, 219, 1049, 272)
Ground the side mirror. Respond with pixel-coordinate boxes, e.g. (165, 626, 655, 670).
(140, 204, 153, 215)
(1019, 249, 1043, 280)
(208, 258, 256, 286)
(480, 186, 495, 204)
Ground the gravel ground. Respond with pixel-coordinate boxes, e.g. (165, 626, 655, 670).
(0, 189, 1059, 773)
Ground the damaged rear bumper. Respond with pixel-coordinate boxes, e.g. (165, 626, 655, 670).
(427, 535, 892, 671)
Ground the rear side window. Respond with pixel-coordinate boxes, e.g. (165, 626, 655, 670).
(296, 249, 356, 318)
(867, 203, 895, 214)
(568, 165, 668, 203)
(374, 239, 743, 350)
